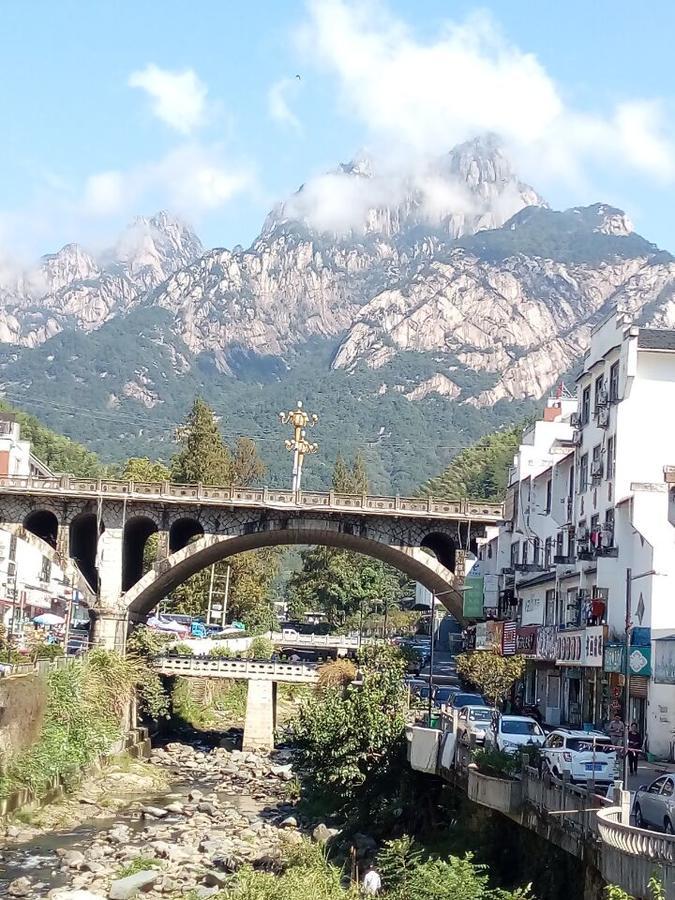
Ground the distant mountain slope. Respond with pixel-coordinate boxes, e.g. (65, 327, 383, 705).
(0, 137, 674, 492)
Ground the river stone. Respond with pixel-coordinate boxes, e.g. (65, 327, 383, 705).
(140, 806, 168, 819)
(312, 823, 340, 844)
(63, 849, 86, 869)
(7, 877, 32, 897)
(108, 870, 158, 899)
(279, 815, 298, 828)
(196, 801, 216, 817)
(164, 801, 185, 815)
(188, 789, 203, 801)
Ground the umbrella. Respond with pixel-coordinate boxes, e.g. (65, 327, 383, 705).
(33, 613, 65, 626)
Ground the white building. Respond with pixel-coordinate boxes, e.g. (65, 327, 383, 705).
(475, 309, 675, 758)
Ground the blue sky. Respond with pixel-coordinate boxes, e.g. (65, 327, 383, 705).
(2, 0, 675, 258)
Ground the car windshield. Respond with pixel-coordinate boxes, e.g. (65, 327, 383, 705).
(502, 720, 543, 736)
(469, 709, 492, 722)
(455, 694, 486, 707)
(566, 738, 613, 753)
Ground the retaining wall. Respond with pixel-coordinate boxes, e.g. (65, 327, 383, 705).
(0, 673, 47, 764)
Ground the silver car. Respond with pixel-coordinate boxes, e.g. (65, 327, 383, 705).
(634, 775, 675, 833)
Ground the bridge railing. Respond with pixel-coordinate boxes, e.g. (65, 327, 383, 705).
(597, 807, 675, 864)
(0, 477, 503, 520)
(151, 655, 319, 682)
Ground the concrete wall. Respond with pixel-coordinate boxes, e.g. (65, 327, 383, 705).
(0, 673, 47, 765)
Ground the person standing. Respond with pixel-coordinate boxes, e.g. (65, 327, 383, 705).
(627, 722, 642, 776)
(607, 713, 625, 748)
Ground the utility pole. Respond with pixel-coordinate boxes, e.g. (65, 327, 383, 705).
(279, 401, 319, 492)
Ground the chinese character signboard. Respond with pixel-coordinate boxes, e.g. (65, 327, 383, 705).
(604, 644, 624, 673)
(537, 625, 558, 661)
(502, 621, 517, 655)
(584, 625, 605, 667)
(654, 638, 675, 684)
(557, 629, 584, 665)
(516, 625, 538, 657)
(462, 576, 484, 618)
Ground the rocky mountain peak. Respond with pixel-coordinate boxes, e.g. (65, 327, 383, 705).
(110, 211, 203, 285)
(33, 243, 100, 296)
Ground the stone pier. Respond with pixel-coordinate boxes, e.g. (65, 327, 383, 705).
(243, 680, 277, 751)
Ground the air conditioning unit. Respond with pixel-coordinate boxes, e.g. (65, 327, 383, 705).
(596, 406, 610, 428)
(590, 460, 603, 477)
(7, 561, 16, 577)
(569, 412, 580, 428)
(572, 429, 583, 445)
(596, 387, 609, 407)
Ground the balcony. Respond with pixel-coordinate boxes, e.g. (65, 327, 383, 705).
(577, 542, 595, 561)
(513, 562, 542, 573)
(554, 554, 575, 565)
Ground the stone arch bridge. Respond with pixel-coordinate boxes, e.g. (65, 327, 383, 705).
(0, 476, 502, 649)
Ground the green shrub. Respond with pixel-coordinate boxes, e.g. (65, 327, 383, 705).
(209, 645, 233, 659)
(472, 747, 520, 779)
(116, 856, 162, 878)
(248, 636, 275, 659)
(35, 644, 65, 660)
(171, 642, 194, 657)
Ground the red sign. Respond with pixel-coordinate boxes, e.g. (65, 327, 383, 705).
(516, 625, 538, 656)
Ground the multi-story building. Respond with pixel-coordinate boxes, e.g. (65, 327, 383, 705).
(474, 308, 675, 759)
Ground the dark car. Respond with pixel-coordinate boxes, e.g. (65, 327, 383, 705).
(450, 691, 489, 709)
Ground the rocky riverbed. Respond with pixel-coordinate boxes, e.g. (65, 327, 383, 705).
(1, 740, 339, 899)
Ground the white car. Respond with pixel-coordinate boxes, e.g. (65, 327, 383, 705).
(456, 705, 496, 746)
(487, 715, 545, 754)
(541, 729, 616, 784)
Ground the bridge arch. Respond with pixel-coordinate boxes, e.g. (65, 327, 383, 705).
(24, 509, 59, 549)
(122, 524, 465, 622)
(70, 512, 101, 591)
(122, 515, 158, 592)
(169, 517, 204, 554)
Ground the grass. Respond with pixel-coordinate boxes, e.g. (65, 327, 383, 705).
(172, 677, 249, 728)
(116, 855, 162, 878)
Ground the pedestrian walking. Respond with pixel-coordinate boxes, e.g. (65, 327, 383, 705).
(362, 865, 382, 896)
(627, 722, 642, 776)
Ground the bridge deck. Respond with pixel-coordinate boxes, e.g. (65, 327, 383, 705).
(0, 476, 503, 522)
(152, 656, 319, 683)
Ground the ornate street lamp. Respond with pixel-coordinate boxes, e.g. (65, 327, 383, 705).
(279, 401, 319, 492)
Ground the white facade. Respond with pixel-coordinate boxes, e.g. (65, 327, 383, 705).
(474, 309, 675, 758)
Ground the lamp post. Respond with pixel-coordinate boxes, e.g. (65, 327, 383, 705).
(279, 401, 319, 492)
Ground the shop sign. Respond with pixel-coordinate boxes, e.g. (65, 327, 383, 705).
(604, 642, 651, 676)
(474, 622, 488, 650)
(557, 625, 605, 667)
(463, 576, 485, 618)
(537, 625, 558, 661)
(516, 625, 538, 656)
(521, 595, 544, 626)
(488, 620, 501, 650)
(629, 646, 651, 677)
(556, 629, 584, 665)
(604, 643, 624, 673)
(465, 626, 477, 651)
(584, 625, 605, 667)
(502, 621, 517, 656)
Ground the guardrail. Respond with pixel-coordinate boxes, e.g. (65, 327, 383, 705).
(0, 656, 71, 677)
(597, 807, 675, 864)
(151, 656, 320, 683)
(270, 632, 370, 648)
(0, 476, 503, 521)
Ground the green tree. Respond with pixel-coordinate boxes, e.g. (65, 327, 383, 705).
(421, 424, 523, 501)
(171, 398, 233, 485)
(232, 436, 266, 486)
(121, 457, 171, 482)
(455, 650, 526, 707)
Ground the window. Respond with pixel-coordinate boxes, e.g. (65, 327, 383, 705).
(511, 542, 520, 566)
(605, 507, 615, 540)
(522, 542, 529, 565)
(545, 479, 552, 514)
(609, 361, 620, 402)
(544, 537, 552, 568)
(502, 720, 543, 736)
(579, 454, 589, 493)
(9, 533, 16, 561)
(545, 589, 556, 626)
(555, 531, 563, 558)
(581, 386, 591, 424)
(607, 435, 616, 480)
(39, 557, 51, 584)
(648, 777, 668, 795)
(487, 545, 493, 559)
(533, 537, 540, 567)
(663, 779, 675, 798)
(594, 375, 605, 410)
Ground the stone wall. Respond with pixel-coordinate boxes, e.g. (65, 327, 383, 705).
(0, 673, 47, 765)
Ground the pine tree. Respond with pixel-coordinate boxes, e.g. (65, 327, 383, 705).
(232, 436, 266, 487)
(351, 451, 369, 494)
(331, 453, 353, 492)
(171, 398, 233, 485)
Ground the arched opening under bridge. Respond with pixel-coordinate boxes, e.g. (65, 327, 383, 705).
(23, 509, 59, 550)
(122, 515, 158, 592)
(122, 526, 465, 623)
(70, 512, 101, 591)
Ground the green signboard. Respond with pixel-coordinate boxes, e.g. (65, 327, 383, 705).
(604, 644, 651, 676)
(463, 576, 484, 618)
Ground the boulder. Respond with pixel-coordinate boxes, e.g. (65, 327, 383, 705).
(312, 823, 340, 845)
(108, 870, 158, 900)
(62, 849, 86, 869)
(279, 815, 298, 828)
(139, 806, 168, 819)
(7, 878, 32, 898)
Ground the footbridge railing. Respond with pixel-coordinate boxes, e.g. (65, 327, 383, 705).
(151, 655, 320, 683)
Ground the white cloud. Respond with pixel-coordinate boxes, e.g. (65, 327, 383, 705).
(298, 1, 675, 184)
(268, 77, 302, 131)
(128, 64, 208, 134)
(82, 171, 128, 216)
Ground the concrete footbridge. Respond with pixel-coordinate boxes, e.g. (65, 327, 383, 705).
(0, 475, 503, 648)
(152, 655, 320, 752)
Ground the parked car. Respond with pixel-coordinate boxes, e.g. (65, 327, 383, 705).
(456, 705, 495, 745)
(450, 691, 489, 710)
(486, 714, 545, 753)
(541, 730, 616, 784)
(634, 775, 675, 833)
